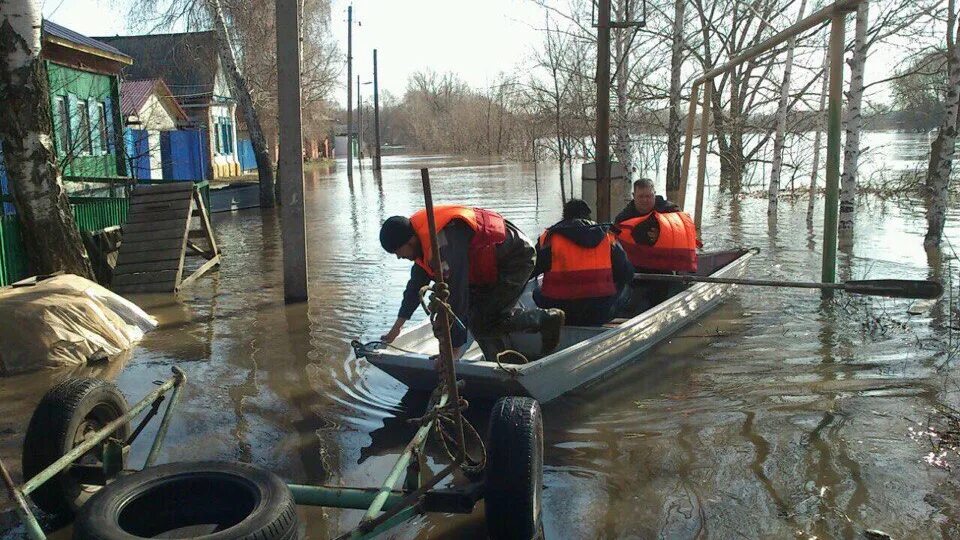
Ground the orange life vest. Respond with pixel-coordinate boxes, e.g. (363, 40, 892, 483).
(616, 211, 698, 272)
(538, 229, 617, 300)
(410, 205, 507, 285)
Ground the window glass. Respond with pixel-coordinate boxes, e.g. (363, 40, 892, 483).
(97, 103, 108, 154)
(55, 97, 71, 153)
(77, 100, 92, 155)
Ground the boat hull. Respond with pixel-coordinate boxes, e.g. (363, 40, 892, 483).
(361, 249, 755, 403)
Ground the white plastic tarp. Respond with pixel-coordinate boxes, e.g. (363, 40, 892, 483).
(0, 275, 157, 375)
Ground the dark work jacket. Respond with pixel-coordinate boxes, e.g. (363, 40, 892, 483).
(532, 219, 633, 325)
(614, 196, 680, 224)
(397, 219, 531, 347)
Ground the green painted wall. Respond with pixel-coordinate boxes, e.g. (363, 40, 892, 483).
(46, 62, 125, 178)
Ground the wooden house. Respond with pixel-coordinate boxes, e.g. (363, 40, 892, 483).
(97, 32, 242, 179)
(41, 20, 131, 182)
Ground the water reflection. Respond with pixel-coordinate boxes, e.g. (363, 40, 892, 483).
(3, 132, 960, 538)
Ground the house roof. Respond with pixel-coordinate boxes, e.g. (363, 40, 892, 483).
(42, 20, 133, 65)
(94, 32, 222, 106)
(120, 79, 188, 121)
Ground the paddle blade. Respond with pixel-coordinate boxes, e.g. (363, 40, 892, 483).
(844, 279, 944, 299)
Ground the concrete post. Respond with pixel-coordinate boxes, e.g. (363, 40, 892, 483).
(276, 0, 308, 302)
(346, 5, 353, 181)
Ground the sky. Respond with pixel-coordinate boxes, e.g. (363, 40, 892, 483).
(42, 0, 916, 109)
(41, 0, 548, 106)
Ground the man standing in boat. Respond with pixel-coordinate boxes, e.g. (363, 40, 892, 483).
(378, 206, 565, 361)
(533, 199, 634, 326)
(615, 178, 699, 307)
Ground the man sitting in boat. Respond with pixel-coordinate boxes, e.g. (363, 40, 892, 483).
(615, 178, 699, 307)
(614, 177, 680, 223)
(533, 199, 634, 326)
(378, 206, 565, 361)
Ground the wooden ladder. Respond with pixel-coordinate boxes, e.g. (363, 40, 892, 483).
(111, 183, 221, 294)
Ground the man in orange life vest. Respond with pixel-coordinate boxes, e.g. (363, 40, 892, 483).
(615, 178, 699, 307)
(533, 200, 634, 326)
(379, 206, 565, 361)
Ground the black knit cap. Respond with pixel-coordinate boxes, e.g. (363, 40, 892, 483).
(379, 215, 415, 253)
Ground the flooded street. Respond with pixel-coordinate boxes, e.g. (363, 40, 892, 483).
(4, 133, 960, 538)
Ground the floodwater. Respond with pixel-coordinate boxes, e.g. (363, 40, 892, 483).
(4, 131, 960, 539)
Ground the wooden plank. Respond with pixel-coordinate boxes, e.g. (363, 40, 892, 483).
(193, 189, 220, 255)
(122, 220, 185, 235)
(131, 183, 194, 196)
(112, 270, 179, 287)
(115, 248, 183, 265)
(178, 255, 221, 289)
(128, 191, 195, 205)
(125, 206, 191, 225)
(113, 281, 178, 294)
(126, 196, 191, 216)
(112, 260, 180, 275)
(124, 227, 186, 242)
(118, 237, 184, 254)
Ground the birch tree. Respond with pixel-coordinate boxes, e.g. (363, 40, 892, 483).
(207, 0, 275, 207)
(808, 43, 829, 222)
(924, 0, 960, 249)
(664, 0, 686, 197)
(767, 0, 807, 217)
(612, 0, 636, 185)
(838, 1, 869, 233)
(0, 0, 93, 279)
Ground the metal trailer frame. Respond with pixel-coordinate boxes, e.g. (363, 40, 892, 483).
(1, 368, 488, 540)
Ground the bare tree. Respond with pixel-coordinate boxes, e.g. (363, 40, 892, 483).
(207, 0, 275, 207)
(808, 42, 829, 222)
(664, 0, 686, 197)
(838, 1, 869, 233)
(925, 0, 960, 248)
(0, 0, 93, 278)
(768, 0, 807, 217)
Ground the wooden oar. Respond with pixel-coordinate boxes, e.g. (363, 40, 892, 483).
(632, 273, 943, 299)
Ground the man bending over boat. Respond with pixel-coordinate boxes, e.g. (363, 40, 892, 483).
(533, 199, 634, 326)
(379, 206, 565, 362)
(615, 178, 699, 307)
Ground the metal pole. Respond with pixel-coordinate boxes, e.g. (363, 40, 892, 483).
(373, 49, 382, 172)
(595, 0, 612, 221)
(694, 0, 861, 85)
(346, 5, 353, 181)
(677, 82, 700, 210)
(694, 81, 712, 232)
(0, 457, 45, 540)
(276, 0, 308, 303)
(144, 367, 187, 467)
(821, 9, 847, 298)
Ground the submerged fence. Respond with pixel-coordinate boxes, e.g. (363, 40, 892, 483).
(0, 177, 210, 286)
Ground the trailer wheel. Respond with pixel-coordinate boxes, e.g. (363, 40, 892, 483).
(484, 396, 544, 540)
(73, 461, 300, 540)
(22, 377, 131, 517)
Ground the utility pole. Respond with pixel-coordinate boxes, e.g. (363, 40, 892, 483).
(276, 0, 307, 302)
(346, 4, 353, 181)
(357, 75, 363, 171)
(373, 49, 382, 172)
(595, 0, 612, 221)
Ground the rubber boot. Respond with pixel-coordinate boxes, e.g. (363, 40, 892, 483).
(539, 308, 565, 356)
